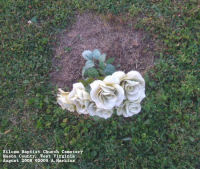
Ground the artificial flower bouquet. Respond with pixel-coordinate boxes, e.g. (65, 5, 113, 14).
(57, 49, 145, 119)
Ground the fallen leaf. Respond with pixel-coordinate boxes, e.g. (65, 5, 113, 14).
(4, 130, 11, 134)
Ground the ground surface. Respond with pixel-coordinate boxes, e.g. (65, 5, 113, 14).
(51, 12, 156, 88)
(0, 0, 199, 169)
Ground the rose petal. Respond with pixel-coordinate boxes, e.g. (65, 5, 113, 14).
(103, 75, 120, 84)
(116, 101, 141, 117)
(126, 71, 145, 87)
(112, 71, 125, 82)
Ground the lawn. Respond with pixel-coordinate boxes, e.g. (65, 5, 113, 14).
(0, 0, 199, 168)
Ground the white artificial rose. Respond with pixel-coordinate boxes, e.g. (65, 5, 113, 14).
(68, 83, 91, 114)
(57, 89, 75, 112)
(87, 102, 113, 119)
(112, 71, 145, 103)
(90, 76, 125, 110)
(116, 100, 141, 117)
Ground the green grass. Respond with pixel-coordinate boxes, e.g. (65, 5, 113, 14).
(0, 0, 199, 168)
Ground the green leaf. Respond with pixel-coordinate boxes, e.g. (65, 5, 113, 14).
(82, 67, 87, 77)
(85, 85, 91, 93)
(92, 116, 102, 121)
(85, 60, 95, 68)
(189, 136, 195, 142)
(23, 80, 29, 84)
(85, 67, 99, 78)
(98, 69, 105, 76)
(106, 57, 115, 64)
(99, 61, 105, 69)
(36, 118, 43, 129)
(99, 54, 106, 62)
(104, 64, 116, 75)
(82, 50, 92, 60)
(82, 60, 94, 77)
(79, 78, 95, 87)
(64, 47, 71, 52)
(31, 16, 37, 23)
(92, 49, 101, 60)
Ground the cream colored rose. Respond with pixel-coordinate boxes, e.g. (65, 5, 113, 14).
(57, 89, 75, 112)
(112, 71, 145, 103)
(90, 76, 125, 110)
(68, 83, 91, 114)
(116, 100, 141, 117)
(87, 102, 113, 119)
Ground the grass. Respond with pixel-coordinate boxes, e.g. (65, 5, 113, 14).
(0, 0, 199, 168)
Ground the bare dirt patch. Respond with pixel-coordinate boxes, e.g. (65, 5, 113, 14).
(50, 12, 157, 89)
